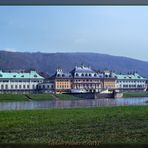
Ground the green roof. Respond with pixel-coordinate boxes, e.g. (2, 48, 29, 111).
(0, 70, 44, 79)
(112, 73, 146, 80)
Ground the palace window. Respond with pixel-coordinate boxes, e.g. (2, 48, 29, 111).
(81, 74, 84, 77)
(75, 73, 79, 76)
(1, 85, 3, 89)
(89, 74, 91, 77)
(94, 74, 97, 77)
(3, 80, 9, 82)
(5, 85, 8, 89)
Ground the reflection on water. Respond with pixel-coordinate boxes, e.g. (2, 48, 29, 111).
(0, 97, 148, 110)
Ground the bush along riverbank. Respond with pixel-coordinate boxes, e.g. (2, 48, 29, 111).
(0, 106, 148, 144)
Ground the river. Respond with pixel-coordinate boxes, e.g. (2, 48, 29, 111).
(0, 97, 148, 110)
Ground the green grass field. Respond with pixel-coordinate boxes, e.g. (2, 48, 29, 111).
(0, 106, 148, 145)
(0, 93, 81, 102)
(0, 92, 148, 102)
(123, 92, 148, 98)
(0, 94, 28, 102)
(27, 94, 55, 101)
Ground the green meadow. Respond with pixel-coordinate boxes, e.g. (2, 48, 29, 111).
(0, 93, 81, 102)
(123, 92, 148, 98)
(0, 106, 148, 145)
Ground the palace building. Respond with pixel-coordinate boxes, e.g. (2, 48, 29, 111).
(101, 70, 116, 90)
(0, 70, 44, 93)
(37, 81, 54, 93)
(70, 65, 103, 93)
(112, 72, 147, 91)
(50, 68, 72, 94)
(49, 66, 147, 93)
(1, 65, 146, 94)
(50, 65, 105, 94)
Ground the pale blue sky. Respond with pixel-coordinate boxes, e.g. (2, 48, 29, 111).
(0, 6, 148, 61)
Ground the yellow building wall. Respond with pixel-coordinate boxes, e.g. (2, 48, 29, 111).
(55, 79, 72, 93)
(103, 79, 115, 89)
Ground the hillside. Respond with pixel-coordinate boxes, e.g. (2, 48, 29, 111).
(0, 51, 148, 76)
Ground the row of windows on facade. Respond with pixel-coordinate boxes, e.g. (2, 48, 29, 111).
(0, 84, 36, 89)
(57, 83, 70, 86)
(38, 85, 54, 89)
(74, 79, 100, 82)
(0, 74, 38, 78)
(121, 84, 145, 88)
(75, 86, 99, 89)
(75, 73, 99, 77)
(117, 80, 145, 83)
(56, 79, 71, 82)
(56, 85, 70, 89)
(75, 84, 100, 87)
(0, 80, 43, 83)
(56, 79, 100, 82)
(57, 73, 103, 77)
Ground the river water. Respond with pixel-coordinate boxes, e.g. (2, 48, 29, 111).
(0, 97, 148, 110)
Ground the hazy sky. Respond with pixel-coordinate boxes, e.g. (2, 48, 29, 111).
(0, 6, 148, 61)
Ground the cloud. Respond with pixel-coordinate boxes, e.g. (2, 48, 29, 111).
(3, 48, 17, 52)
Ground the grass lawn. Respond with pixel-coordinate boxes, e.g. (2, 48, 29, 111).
(0, 106, 148, 145)
(27, 94, 55, 101)
(0, 94, 28, 102)
(123, 92, 148, 98)
(0, 94, 81, 102)
(55, 94, 81, 100)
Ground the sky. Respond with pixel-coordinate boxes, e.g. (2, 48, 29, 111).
(0, 6, 148, 61)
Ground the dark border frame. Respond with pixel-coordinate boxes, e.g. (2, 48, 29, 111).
(0, 0, 148, 5)
(0, 1, 148, 148)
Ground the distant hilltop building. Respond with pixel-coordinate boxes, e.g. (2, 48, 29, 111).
(0, 70, 44, 93)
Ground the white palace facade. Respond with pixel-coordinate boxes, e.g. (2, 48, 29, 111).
(112, 72, 147, 91)
(0, 70, 44, 93)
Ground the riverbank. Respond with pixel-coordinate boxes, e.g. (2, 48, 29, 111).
(0, 106, 147, 144)
(0, 94, 81, 102)
(0, 92, 148, 102)
(123, 92, 148, 98)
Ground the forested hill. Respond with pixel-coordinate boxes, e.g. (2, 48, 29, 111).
(0, 51, 148, 77)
